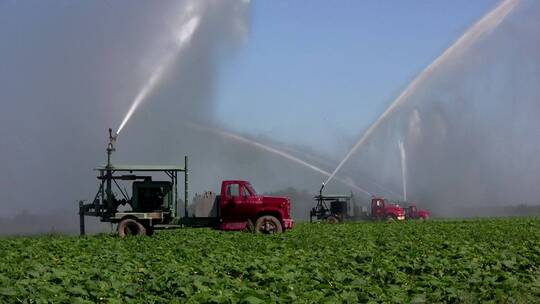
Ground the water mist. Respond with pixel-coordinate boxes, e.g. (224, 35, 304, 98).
(324, 0, 519, 187)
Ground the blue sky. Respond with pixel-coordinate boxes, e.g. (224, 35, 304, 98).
(215, 0, 498, 156)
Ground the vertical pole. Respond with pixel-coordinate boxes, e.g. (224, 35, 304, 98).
(99, 172, 105, 217)
(174, 171, 178, 218)
(106, 169, 112, 212)
(105, 128, 116, 214)
(79, 201, 86, 236)
(184, 155, 188, 218)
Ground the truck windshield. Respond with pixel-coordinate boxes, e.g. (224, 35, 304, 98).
(246, 182, 257, 195)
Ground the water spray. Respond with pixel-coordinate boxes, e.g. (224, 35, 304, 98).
(398, 140, 407, 201)
(323, 0, 519, 187)
(116, 11, 201, 136)
(186, 122, 373, 196)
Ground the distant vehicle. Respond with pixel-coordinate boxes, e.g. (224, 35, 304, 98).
(369, 197, 406, 221)
(79, 129, 293, 237)
(403, 204, 430, 220)
(310, 193, 405, 223)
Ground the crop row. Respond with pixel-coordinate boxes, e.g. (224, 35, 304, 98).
(0, 218, 539, 303)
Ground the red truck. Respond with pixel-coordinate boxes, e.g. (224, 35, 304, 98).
(190, 180, 294, 233)
(369, 197, 406, 221)
(403, 204, 430, 220)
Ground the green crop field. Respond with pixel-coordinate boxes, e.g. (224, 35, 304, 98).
(1, 218, 539, 303)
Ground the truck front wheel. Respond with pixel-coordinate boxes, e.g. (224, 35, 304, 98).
(118, 218, 146, 238)
(255, 216, 283, 234)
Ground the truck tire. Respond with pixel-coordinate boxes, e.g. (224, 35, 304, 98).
(326, 215, 339, 224)
(386, 215, 396, 223)
(254, 216, 283, 234)
(118, 218, 146, 238)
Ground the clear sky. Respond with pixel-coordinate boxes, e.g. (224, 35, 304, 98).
(215, 0, 498, 157)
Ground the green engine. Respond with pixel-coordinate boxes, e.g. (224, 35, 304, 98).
(131, 181, 173, 212)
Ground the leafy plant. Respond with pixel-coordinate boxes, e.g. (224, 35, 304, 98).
(0, 218, 539, 303)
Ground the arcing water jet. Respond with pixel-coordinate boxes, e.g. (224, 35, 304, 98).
(323, 0, 519, 187)
(186, 122, 373, 196)
(116, 8, 201, 136)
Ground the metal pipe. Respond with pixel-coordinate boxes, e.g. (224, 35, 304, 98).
(97, 175, 151, 180)
(105, 170, 112, 210)
(99, 171, 104, 216)
(105, 128, 116, 211)
(79, 201, 85, 236)
(174, 171, 178, 218)
(319, 182, 325, 196)
(106, 128, 116, 169)
(112, 179, 129, 201)
(184, 155, 188, 218)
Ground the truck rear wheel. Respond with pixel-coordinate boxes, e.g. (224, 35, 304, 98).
(255, 216, 282, 234)
(326, 215, 339, 224)
(118, 218, 146, 238)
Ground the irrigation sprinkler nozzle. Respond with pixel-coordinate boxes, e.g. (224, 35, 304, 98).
(106, 128, 117, 169)
(108, 128, 117, 143)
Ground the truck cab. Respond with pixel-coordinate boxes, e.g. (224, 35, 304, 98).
(371, 197, 405, 221)
(219, 180, 294, 233)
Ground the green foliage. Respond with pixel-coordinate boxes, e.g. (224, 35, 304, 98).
(0, 218, 539, 303)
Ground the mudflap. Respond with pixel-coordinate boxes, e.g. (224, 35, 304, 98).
(283, 219, 294, 229)
(246, 219, 255, 232)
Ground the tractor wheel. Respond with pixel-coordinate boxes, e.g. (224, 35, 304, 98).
(326, 216, 339, 224)
(118, 219, 146, 239)
(254, 216, 283, 234)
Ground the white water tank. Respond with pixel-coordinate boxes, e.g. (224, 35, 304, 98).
(189, 191, 218, 217)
